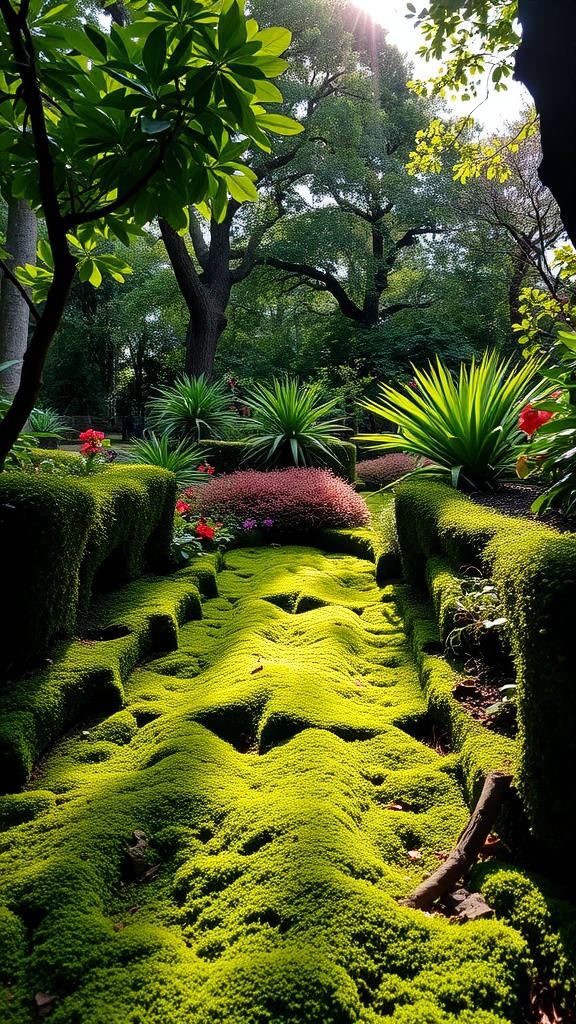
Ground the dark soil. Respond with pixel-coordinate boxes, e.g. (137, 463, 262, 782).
(469, 483, 576, 534)
(448, 483, 575, 737)
(451, 661, 518, 739)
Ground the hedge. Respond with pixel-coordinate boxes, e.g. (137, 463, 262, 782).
(0, 466, 176, 678)
(393, 479, 576, 848)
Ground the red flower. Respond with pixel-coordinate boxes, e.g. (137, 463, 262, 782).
(198, 465, 206, 471)
(196, 522, 215, 539)
(207, 466, 215, 474)
(519, 390, 562, 437)
(79, 429, 105, 442)
(519, 404, 553, 436)
(175, 500, 191, 514)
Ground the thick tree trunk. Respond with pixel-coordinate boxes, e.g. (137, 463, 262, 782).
(184, 310, 227, 379)
(0, 254, 77, 469)
(159, 218, 229, 380)
(516, 0, 576, 247)
(0, 200, 38, 394)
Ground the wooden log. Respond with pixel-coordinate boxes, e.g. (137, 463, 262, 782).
(398, 770, 512, 912)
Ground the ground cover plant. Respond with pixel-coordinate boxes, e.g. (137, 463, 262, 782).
(357, 351, 543, 490)
(356, 455, 418, 489)
(189, 467, 371, 532)
(4, 542, 574, 1023)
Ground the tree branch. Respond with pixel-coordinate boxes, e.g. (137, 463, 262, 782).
(0, 258, 40, 322)
(256, 255, 364, 321)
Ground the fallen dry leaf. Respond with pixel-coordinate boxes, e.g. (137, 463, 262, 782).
(353, 679, 366, 688)
(113, 921, 124, 932)
(386, 801, 414, 812)
(250, 665, 263, 674)
(407, 850, 422, 862)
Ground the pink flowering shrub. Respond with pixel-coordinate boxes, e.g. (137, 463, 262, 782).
(356, 453, 417, 488)
(194, 467, 370, 531)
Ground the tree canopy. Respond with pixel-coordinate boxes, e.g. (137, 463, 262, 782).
(0, 0, 301, 464)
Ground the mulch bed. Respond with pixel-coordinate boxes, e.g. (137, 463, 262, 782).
(469, 482, 576, 534)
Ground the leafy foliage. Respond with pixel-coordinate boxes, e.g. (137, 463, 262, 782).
(357, 350, 542, 491)
(0, 0, 301, 244)
(355, 454, 417, 489)
(123, 432, 207, 488)
(147, 374, 240, 441)
(518, 329, 576, 515)
(243, 377, 344, 468)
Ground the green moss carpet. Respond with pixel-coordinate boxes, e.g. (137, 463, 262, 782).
(0, 545, 572, 1023)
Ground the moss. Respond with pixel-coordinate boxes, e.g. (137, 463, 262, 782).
(471, 862, 576, 1008)
(0, 571, 204, 790)
(0, 545, 541, 1024)
(0, 467, 177, 678)
(393, 479, 576, 848)
(393, 479, 540, 584)
(486, 532, 576, 846)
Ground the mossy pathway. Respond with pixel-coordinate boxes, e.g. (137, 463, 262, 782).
(0, 545, 540, 1023)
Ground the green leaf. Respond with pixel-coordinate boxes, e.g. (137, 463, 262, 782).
(217, 0, 248, 55)
(254, 26, 291, 56)
(83, 24, 109, 59)
(254, 112, 304, 136)
(223, 171, 258, 203)
(142, 26, 167, 83)
(141, 116, 172, 134)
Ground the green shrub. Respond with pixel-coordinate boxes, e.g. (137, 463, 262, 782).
(148, 374, 240, 440)
(122, 434, 207, 488)
(243, 377, 346, 470)
(358, 351, 542, 490)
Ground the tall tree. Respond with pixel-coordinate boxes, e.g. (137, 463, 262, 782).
(0, 201, 37, 393)
(160, 1, 446, 377)
(0, 0, 299, 466)
(404, 0, 576, 246)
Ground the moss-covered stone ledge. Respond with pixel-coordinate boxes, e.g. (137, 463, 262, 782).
(0, 561, 216, 793)
(393, 479, 576, 849)
(0, 466, 177, 677)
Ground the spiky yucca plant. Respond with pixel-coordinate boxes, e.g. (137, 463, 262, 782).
(357, 351, 543, 490)
(244, 377, 344, 468)
(147, 374, 239, 441)
(124, 434, 207, 488)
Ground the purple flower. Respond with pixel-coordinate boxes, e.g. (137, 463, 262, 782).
(262, 518, 274, 528)
(242, 519, 257, 530)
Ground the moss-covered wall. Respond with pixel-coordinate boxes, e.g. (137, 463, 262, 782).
(0, 466, 177, 678)
(393, 479, 576, 848)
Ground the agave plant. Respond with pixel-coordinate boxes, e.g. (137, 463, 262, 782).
(243, 377, 344, 468)
(28, 407, 72, 439)
(357, 351, 543, 491)
(123, 434, 208, 488)
(147, 374, 240, 441)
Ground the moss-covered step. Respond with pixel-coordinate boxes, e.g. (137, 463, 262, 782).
(3, 544, 574, 1023)
(0, 563, 216, 791)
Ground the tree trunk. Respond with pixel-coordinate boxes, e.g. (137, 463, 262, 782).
(184, 311, 227, 379)
(516, 0, 576, 247)
(159, 218, 229, 380)
(0, 200, 38, 394)
(0, 254, 77, 469)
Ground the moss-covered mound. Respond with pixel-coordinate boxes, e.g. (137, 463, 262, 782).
(3, 545, 572, 1023)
